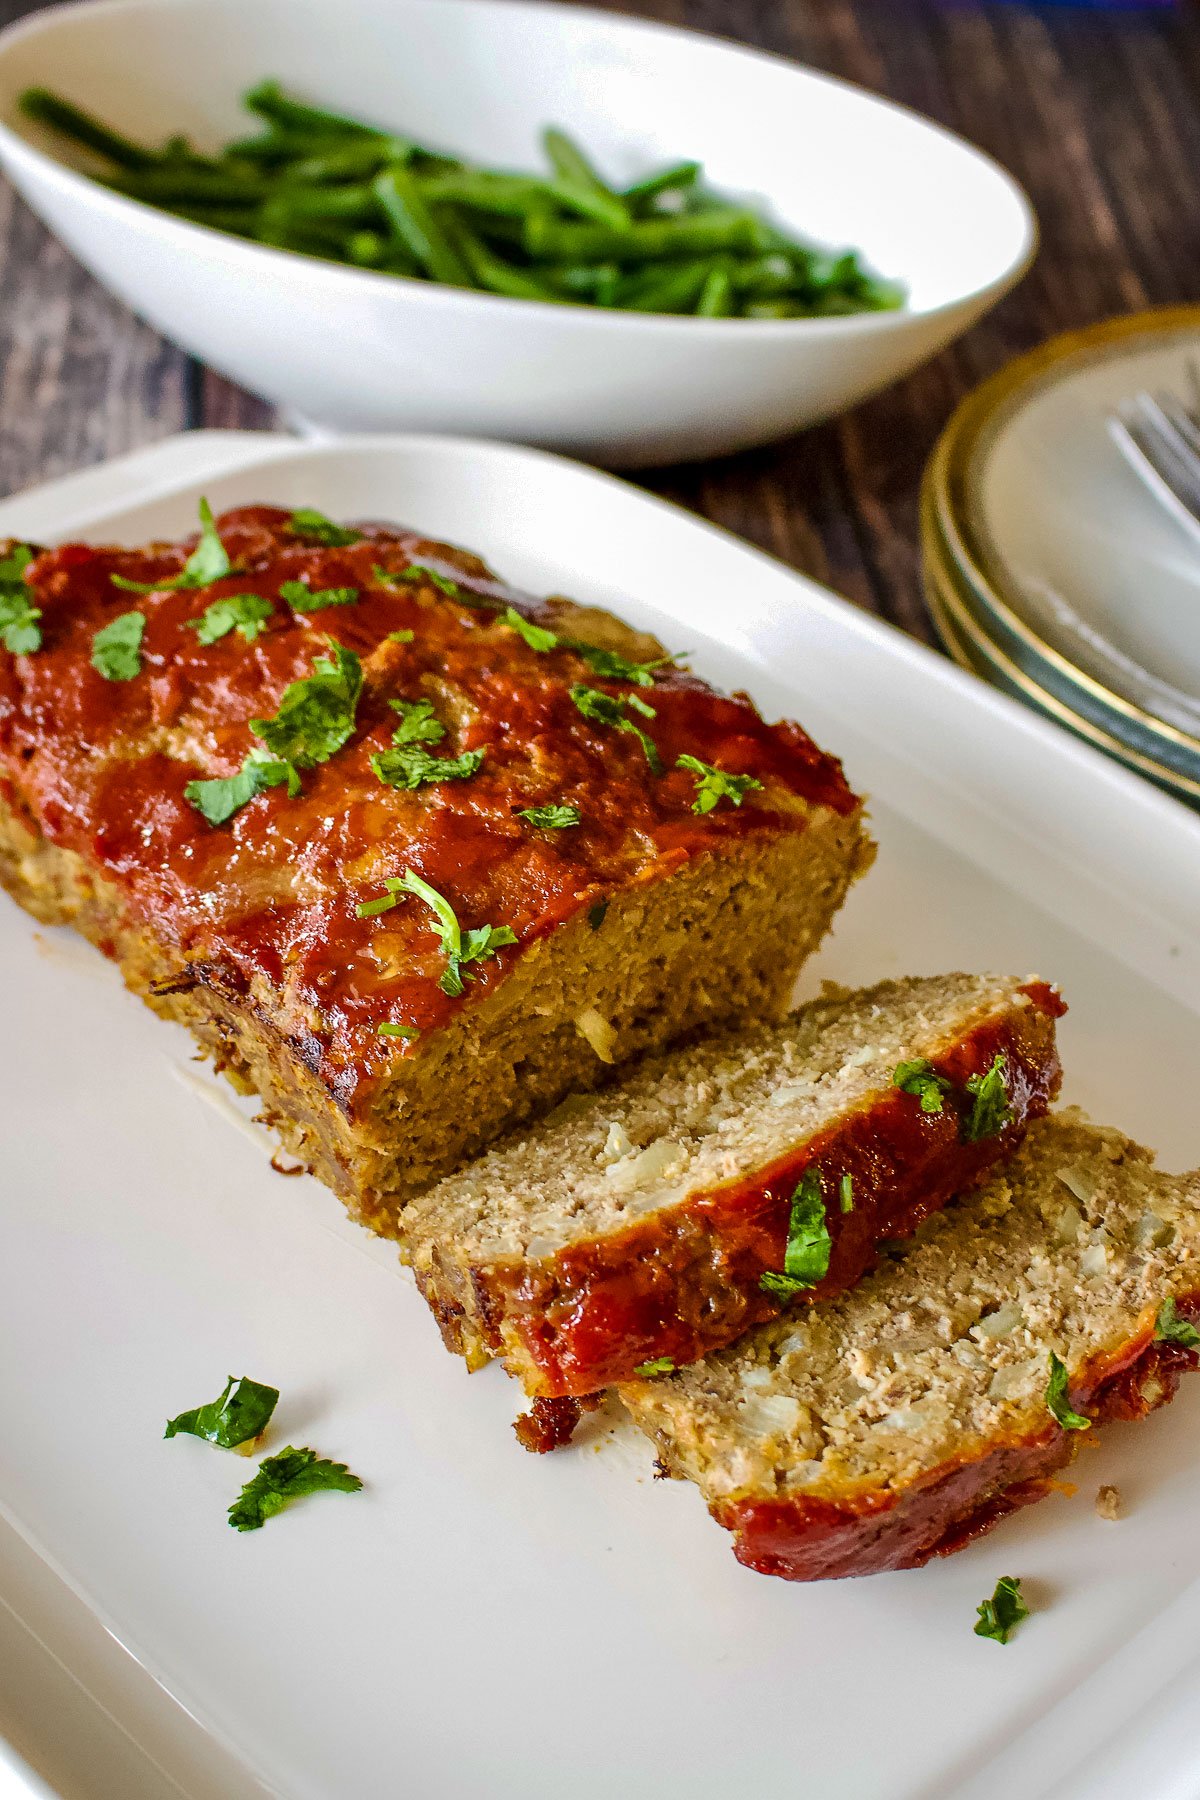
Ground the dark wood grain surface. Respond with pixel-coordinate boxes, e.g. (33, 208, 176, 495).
(1, 0, 1197, 644)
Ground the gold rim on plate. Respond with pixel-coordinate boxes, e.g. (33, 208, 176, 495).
(925, 305, 1200, 766)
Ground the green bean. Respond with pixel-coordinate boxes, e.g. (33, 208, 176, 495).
(542, 128, 629, 230)
(419, 170, 629, 229)
(260, 181, 378, 223)
(283, 137, 413, 183)
(616, 260, 713, 313)
(19, 88, 160, 171)
(695, 265, 733, 317)
(622, 160, 702, 207)
(451, 223, 563, 302)
(542, 261, 622, 302)
(525, 209, 772, 265)
(728, 253, 806, 297)
(242, 79, 382, 139)
(372, 166, 473, 287)
(110, 167, 273, 205)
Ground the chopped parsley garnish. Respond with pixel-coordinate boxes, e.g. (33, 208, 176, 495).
(356, 869, 516, 996)
(675, 754, 762, 815)
(963, 1054, 1014, 1142)
(278, 579, 359, 612)
(518, 803, 581, 829)
(285, 507, 363, 548)
(588, 900, 608, 930)
(112, 497, 230, 593)
(91, 609, 145, 680)
(1045, 1352, 1090, 1431)
(381, 562, 463, 600)
(187, 593, 274, 644)
(0, 545, 42, 653)
(1154, 1297, 1200, 1349)
(387, 628, 415, 644)
(839, 1174, 854, 1214)
(378, 1022, 420, 1041)
(227, 1445, 362, 1532)
(503, 605, 557, 653)
(388, 697, 444, 744)
(372, 744, 485, 790)
(185, 748, 299, 826)
(760, 1169, 833, 1301)
(570, 682, 662, 772)
(634, 1358, 676, 1378)
(251, 641, 362, 768)
(164, 1375, 278, 1449)
(974, 1575, 1029, 1644)
(894, 1058, 954, 1115)
(369, 695, 484, 789)
(501, 605, 683, 686)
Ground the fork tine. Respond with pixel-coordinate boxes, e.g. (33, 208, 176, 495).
(1128, 394, 1200, 509)
(1111, 401, 1200, 536)
(1157, 391, 1200, 462)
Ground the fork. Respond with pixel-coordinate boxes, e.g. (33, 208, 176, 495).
(1109, 362, 1200, 547)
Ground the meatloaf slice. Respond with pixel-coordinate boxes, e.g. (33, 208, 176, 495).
(0, 506, 872, 1227)
(622, 1111, 1200, 1581)
(406, 974, 1065, 1395)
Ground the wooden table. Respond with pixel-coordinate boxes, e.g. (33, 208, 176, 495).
(1, 0, 1197, 645)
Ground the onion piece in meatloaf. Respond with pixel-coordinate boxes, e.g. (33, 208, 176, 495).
(406, 974, 1065, 1395)
(622, 1111, 1200, 1581)
(0, 507, 872, 1227)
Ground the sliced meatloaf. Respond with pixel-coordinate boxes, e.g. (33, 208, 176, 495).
(623, 1111, 1200, 1581)
(0, 506, 872, 1226)
(406, 973, 1065, 1395)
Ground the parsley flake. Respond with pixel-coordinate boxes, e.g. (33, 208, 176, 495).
(570, 683, 662, 772)
(187, 593, 274, 644)
(378, 1022, 420, 1041)
(963, 1054, 1014, 1142)
(185, 747, 300, 826)
(588, 900, 608, 930)
(0, 546, 42, 653)
(112, 497, 230, 593)
(839, 1173, 854, 1214)
(279, 579, 359, 612)
(504, 606, 558, 653)
(227, 1445, 362, 1532)
(676, 754, 762, 815)
(387, 628, 415, 644)
(372, 744, 485, 790)
(388, 698, 444, 745)
(381, 562, 464, 600)
(634, 1358, 676, 1378)
(285, 507, 363, 548)
(356, 869, 516, 996)
(974, 1576, 1029, 1644)
(251, 642, 362, 768)
(573, 643, 683, 686)
(894, 1058, 954, 1115)
(518, 803, 581, 829)
(164, 1375, 278, 1449)
(760, 1169, 832, 1301)
(1045, 1352, 1090, 1431)
(91, 609, 145, 680)
(1154, 1297, 1200, 1350)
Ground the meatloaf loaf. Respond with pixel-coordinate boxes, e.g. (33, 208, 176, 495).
(0, 504, 872, 1224)
(623, 1111, 1200, 1580)
(407, 973, 1065, 1395)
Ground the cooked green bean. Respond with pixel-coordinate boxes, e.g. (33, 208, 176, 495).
(373, 165, 472, 286)
(19, 78, 905, 319)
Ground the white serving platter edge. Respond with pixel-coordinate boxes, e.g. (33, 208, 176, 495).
(1, 429, 1199, 1800)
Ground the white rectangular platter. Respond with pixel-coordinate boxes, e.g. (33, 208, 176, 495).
(2, 429, 1199, 1800)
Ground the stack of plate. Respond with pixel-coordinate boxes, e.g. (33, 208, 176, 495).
(922, 308, 1200, 806)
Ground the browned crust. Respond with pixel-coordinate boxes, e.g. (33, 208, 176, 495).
(707, 1297, 1200, 1581)
(0, 784, 872, 1224)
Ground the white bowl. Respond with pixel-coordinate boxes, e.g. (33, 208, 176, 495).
(0, 0, 1037, 466)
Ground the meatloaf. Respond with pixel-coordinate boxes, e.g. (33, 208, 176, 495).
(0, 504, 872, 1224)
(407, 973, 1065, 1395)
(623, 1112, 1200, 1580)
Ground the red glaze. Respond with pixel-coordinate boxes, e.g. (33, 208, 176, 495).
(483, 986, 1063, 1395)
(0, 507, 858, 1115)
(715, 1292, 1200, 1582)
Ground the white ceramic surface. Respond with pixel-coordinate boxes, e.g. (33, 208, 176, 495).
(975, 321, 1200, 732)
(1, 431, 1200, 1800)
(0, 0, 1035, 465)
